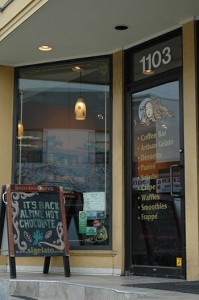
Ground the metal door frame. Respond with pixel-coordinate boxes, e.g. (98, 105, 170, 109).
(124, 73, 186, 279)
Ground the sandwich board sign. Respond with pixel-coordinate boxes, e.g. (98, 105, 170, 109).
(0, 184, 70, 278)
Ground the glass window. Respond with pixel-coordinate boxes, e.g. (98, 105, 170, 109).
(131, 81, 182, 268)
(15, 57, 112, 249)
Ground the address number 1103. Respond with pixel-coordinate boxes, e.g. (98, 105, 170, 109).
(140, 46, 172, 73)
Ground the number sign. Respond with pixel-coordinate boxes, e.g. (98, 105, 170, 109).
(133, 35, 182, 81)
(140, 47, 172, 73)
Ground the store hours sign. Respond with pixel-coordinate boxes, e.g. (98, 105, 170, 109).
(133, 34, 182, 81)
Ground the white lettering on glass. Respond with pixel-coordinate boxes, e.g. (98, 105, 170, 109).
(140, 46, 172, 74)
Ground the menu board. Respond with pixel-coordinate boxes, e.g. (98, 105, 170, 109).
(5, 184, 69, 258)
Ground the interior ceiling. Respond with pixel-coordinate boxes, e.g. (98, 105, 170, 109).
(0, 0, 199, 67)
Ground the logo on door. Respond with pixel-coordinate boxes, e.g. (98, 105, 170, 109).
(138, 97, 174, 128)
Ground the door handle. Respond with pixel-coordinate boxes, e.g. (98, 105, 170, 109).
(170, 164, 180, 196)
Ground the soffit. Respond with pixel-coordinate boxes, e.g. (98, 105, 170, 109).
(0, 0, 199, 67)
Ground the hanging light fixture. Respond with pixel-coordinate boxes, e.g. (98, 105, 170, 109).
(18, 92, 24, 139)
(75, 96, 86, 120)
(74, 69, 86, 120)
(18, 91, 24, 184)
(18, 121, 24, 139)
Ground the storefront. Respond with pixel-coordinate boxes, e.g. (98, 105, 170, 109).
(0, 19, 199, 280)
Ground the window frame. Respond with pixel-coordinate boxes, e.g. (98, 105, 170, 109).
(13, 55, 113, 250)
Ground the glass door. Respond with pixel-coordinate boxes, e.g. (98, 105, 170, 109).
(130, 80, 185, 278)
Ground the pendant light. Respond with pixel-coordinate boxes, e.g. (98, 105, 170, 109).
(18, 92, 24, 139)
(75, 69, 86, 120)
(18, 91, 24, 184)
(18, 121, 24, 139)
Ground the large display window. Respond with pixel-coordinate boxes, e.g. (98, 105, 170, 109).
(14, 57, 112, 249)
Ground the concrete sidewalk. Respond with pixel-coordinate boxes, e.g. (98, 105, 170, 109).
(0, 271, 198, 300)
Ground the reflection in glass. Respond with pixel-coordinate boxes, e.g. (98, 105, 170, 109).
(15, 58, 111, 249)
(131, 81, 182, 268)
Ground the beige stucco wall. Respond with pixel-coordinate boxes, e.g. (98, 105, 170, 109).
(112, 50, 124, 274)
(0, 65, 14, 266)
(183, 21, 199, 280)
(0, 66, 13, 187)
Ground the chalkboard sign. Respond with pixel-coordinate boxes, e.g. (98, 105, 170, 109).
(3, 184, 70, 278)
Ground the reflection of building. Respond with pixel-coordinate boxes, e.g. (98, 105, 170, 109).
(18, 129, 109, 193)
(1, 1, 199, 282)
